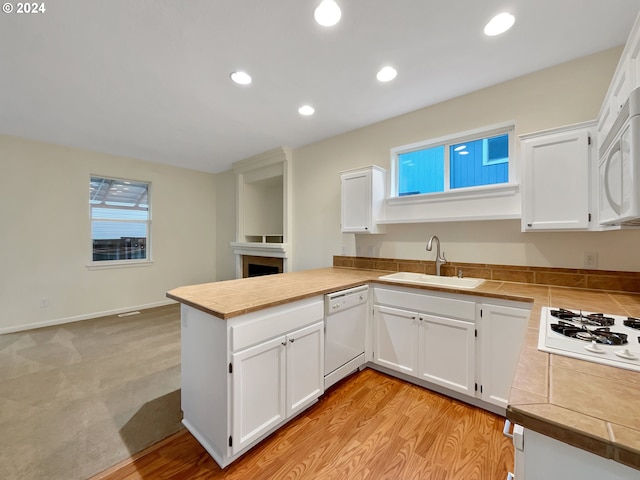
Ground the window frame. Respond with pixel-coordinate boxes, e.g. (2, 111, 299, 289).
(390, 122, 517, 200)
(87, 175, 152, 269)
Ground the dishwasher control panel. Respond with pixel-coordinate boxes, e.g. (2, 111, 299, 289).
(325, 285, 368, 312)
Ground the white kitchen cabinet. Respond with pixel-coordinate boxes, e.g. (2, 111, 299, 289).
(340, 165, 386, 233)
(372, 284, 531, 411)
(477, 303, 529, 409)
(373, 305, 419, 375)
(285, 322, 324, 417)
(514, 427, 639, 480)
(231, 335, 286, 454)
(418, 313, 475, 396)
(598, 10, 640, 146)
(372, 286, 477, 397)
(520, 123, 594, 231)
(232, 321, 324, 454)
(373, 306, 475, 396)
(180, 297, 324, 468)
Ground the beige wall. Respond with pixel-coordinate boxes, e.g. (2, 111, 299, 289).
(290, 47, 640, 273)
(0, 135, 216, 332)
(215, 169, 237, 280)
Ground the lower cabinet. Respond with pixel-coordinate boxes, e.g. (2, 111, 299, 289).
(180, 285, 531, 469)
(373, 305, 419, 375)
(477, 303, 530, 408)
(231, 321, 324, 455)
(373, 305, 475, 396)
(180, 297, 324, 468)
(372, 285, 530, 410)
(418, 313, 476, 396)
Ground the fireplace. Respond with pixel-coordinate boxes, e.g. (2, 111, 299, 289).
(242, 255, 284, 278)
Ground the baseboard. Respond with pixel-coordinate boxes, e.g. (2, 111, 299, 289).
(87, 429, 187, 480)
(0, 299, 178, 335)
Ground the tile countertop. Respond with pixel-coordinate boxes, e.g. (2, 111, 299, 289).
(166, 267, 640, 471)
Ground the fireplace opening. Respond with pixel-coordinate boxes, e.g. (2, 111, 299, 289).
(248, 264, 280, 277)
(242, 255, 284, 278)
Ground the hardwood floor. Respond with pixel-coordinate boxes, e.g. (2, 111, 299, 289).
(92, 369, 514, 480)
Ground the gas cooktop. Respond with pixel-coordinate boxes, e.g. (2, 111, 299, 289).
(538, 307, 640, 372)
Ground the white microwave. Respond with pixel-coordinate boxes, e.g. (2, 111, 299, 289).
(599, 87, 640, 226)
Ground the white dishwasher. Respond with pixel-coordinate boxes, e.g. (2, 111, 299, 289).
(324, 285, 368, 389)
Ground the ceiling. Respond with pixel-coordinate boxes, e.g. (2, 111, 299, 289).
(1, 1, 639, 174)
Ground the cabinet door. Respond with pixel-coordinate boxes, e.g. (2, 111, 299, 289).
(418, 314, 476, 396)
(479, 304, 529, 408)
(231, 335, 286, 454)
(521, 127, 591, 230)
(341, 169, 373, 233)
(373, 305, 418, 376)
(286, 322, 324, 417)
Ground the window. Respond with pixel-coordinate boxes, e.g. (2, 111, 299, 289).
(89, 176, 150, 263)
(394, 125, 513, 197)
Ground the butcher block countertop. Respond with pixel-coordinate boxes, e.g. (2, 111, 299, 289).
(167, 266, 640, 471)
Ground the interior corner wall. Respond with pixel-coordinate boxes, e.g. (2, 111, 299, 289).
(214, 169, 238, 281)
(291, 46, 640, 273)
(0, 135, 217, 333)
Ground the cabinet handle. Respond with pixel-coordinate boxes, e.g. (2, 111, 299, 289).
(527, 223, 532, 227)
(289, 338, 295, 343)
(281, 341, 287, 347)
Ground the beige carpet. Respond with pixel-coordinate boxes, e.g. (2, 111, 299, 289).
(0, 304, 183, 480)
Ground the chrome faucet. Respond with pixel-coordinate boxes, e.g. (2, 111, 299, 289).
(426, 235, 447, 276)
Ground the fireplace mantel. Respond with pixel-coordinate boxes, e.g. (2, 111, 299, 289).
(230, 242, 289, 258)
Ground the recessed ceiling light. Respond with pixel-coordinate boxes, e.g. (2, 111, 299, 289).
(299, 105, 315, 116)
(230, 71, 252, 85)
(484, 12, 515, 36)
(376, 66, 397, 83)
(314, 0, 341, 27)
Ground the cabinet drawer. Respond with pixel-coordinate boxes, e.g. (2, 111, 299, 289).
(230, 297, 324, 351)
(373, 287, 475, 321)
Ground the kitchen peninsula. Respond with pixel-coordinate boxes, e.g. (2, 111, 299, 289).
(167, 260, 640, 476)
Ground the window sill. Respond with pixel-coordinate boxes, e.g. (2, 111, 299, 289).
(86, 260, 154, 271)
(377, 214, 520, 224)
(381, 183, 521, 224)
(388, 183, 519, 206)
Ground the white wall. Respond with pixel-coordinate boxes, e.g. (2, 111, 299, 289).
(290, 47, 640, 273)
(0, 135, 216, 333)
(243, 177, 283, 236)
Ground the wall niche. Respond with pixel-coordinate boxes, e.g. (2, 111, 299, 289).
(230, 147, 292, 277)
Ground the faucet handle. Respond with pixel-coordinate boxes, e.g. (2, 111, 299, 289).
(441, 251, 447, 263)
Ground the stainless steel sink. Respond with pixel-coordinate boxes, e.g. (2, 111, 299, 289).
(378, 272, 485, 289)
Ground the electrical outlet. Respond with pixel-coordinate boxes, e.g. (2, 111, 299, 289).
(583, 252, 597, 268)
(341, 244, 347, 255)
(40, 298, 49, 308)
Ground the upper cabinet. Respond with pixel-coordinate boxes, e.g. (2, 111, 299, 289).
(520, 122, 595, 231)
(340, 166, 386, 234)
(598, 11, 640, 146)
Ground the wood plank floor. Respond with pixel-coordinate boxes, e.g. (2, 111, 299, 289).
(92, 369, 514, 480)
